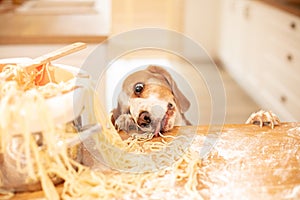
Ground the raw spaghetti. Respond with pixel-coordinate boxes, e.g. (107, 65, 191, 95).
(0, 63, 208, 200)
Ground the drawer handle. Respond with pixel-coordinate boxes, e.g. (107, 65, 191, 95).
(290, 22, 296, 30)
(243, 6, 250, 19)
(280, 95, 287, 103)
(286, 54, 293, 62)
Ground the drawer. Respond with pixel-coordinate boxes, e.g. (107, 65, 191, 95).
(267, 35, 300, 71)
(258, 72, 300, 120)
(264, 40, 300, 96)
(248, 30, 300, 97)
(253, 54, 300, 99)
(248, 63, 300, 114)
(220, 0, 300, 121)
(252, 2, 300, 42)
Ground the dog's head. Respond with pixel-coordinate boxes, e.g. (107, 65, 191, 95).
(112, 65, 190, 135)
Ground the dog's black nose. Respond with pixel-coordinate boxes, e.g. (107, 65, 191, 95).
(138, 111, 151, 127)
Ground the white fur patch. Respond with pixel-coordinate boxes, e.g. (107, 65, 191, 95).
(129, 95, 177, 132)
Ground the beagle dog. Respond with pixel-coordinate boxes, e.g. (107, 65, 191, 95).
(111, 65, 191, 136)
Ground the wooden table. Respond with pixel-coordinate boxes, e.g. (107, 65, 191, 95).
(10, 122, 300, 199)
(260, 0, 300, 17)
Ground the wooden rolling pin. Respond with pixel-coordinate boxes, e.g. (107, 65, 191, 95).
(0, 42, 87, 85)
(26, 42, 87, 85)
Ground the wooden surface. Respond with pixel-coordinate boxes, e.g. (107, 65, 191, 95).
(9, 122, 300, 199)
(260, 0, 300, 17)
(0, 2, 110, 44)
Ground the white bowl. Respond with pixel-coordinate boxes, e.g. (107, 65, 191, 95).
(0, 58, 92, 192)
(0, 58, 91, 133)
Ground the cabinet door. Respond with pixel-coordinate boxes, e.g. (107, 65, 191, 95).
(219, 0, 300, 121)
(247, 2, 300, 121)
(219, 0, 254, 84)
(219, 0, 235, 68)
(250, 1, 300, 83)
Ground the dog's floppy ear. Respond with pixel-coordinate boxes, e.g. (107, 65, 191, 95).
(147, 65, 190, 113)
(111, 92, 130, 125)
(111, 106, 120, 126)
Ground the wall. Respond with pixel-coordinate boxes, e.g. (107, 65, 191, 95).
(111, 0, 183, 34)
(183, 0, 221, 60)
(111, 0, 221, 61)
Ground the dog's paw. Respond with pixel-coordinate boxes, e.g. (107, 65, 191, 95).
(115, 114, 138, 133)
(246, 110, 280, 129)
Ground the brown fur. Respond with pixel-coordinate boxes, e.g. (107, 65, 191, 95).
(111, 65, 191, 135)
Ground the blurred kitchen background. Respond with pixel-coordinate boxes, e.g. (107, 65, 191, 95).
(0, 0, 299, 124)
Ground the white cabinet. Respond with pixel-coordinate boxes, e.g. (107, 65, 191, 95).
(219, 0, 253, 80)
(219, 0, 300, 121)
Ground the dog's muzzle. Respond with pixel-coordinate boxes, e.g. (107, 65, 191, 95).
(136, 103, 175, 136)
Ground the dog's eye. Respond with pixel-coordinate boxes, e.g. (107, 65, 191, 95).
(134, 83, 144, 95)
(168, 103, 174, 109)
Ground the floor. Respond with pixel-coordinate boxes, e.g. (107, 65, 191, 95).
(219, 65, 260, 124)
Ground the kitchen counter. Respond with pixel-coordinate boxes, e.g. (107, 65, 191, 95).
(10, 122, 300, 199)
(260, 0, 300, 17)
(0, 0, 110, 44)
